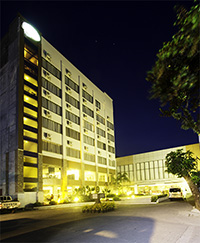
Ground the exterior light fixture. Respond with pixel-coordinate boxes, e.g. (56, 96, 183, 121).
(22, 22, 41, 42)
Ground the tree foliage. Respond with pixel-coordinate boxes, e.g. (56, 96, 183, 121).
(165, 149, 199, 181)
(165, 149, 200, 209)
(146, 3, 200, 134)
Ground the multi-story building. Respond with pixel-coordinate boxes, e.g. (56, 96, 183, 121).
(116, 143, 200, 195)
(0, 15, 116, 206)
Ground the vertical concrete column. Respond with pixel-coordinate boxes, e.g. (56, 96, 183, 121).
(37, 154, 43, 202)
(61, 159, 68, 199)
(16, 149, 24, 193)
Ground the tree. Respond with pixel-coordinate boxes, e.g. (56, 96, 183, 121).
(165, 149, 200, 210)
(146, 3, 200, 134)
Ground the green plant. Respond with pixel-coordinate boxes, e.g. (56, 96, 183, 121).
(82, 202, 116, 213)
(49, 200, 57, 205)
(151, 194, 168, 202)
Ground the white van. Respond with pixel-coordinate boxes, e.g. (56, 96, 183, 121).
(169, 188, 183, 200)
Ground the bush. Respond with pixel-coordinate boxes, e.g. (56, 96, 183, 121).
(82, 202, 116, 213)
(33, 202, 44, 207)
(106, 194, 116, 198)
(49, 200, 57, 205)
(113, 196, 121, 201)
(151, 194, 167, 202)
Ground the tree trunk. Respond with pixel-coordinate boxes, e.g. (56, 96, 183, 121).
(184, 176, 200, 210)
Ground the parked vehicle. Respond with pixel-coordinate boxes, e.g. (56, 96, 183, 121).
(169, 188, 183, 200)
(0, 196, 20, 210)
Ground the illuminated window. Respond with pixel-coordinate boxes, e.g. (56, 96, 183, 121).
(23, 182, 37, 192)
(24, 95, 38, 107)
(67, 169, 80, 180)
(24, 85, 37, 96)
(24, 156, 37, 164)
(23, 129, 37, 139)
(24, 166, 38, 178)
(24, 117, 38, 128)
(24, 140, 37, 153)
(24, 47, 38, 66)
(99, 173, 107, 182)
(24, 74, 38, 87)
(85, 171, 96, 181)
(24, 107, 37, 118)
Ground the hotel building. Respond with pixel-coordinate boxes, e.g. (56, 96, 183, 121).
(0, 15, 116, 206)
(116, 143, 200, 195)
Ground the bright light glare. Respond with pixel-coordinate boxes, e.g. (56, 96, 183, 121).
(22, 22, 41, 42)
(74, 197, 79, 202)
(131, 195, 135, 199)
(127, 191, 132, 196)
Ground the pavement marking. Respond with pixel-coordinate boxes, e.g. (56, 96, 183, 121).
(95, 230, 118, 239)
(176, 226, 194, 243)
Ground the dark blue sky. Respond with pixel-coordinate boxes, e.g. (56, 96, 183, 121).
(1, 1, 198, 157)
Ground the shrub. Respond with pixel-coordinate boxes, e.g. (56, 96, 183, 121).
(113, 196, 120, 201)
(151, 194, 168, 202)
(82, 202, 115, 213)
(33, 202, 44, 207)
(49, 200, 57, 205)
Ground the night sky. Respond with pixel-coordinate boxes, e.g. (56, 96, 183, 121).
(1, 1, 198, 157)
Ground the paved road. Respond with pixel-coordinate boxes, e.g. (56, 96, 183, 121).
(0, 200, 200, 243)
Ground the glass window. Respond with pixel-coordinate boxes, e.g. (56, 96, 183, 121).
(24, 95, 38, 107)
(24, 140, 38, 153)
(67, 169, 79, 180)
(24, 74, 38, 87)
(85, 171, 96, 181)
(24, 166, 38, 178)
(24, 85, 37, 96)
(24, 156, 37, 164)
(24, 47, 38, 66)
(23, 182, 37, 192)
(24, 107, 37, 118)
(23, 129, 37, 139)
(24, 117, 38, 129)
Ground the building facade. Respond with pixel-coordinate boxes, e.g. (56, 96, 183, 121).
(116, 144, 200, 195)
(0, 15, 116, 206)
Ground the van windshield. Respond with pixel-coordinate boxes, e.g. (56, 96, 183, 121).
(169, 188, 181, 192)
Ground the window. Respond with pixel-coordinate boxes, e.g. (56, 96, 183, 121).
(65, 94, 80, 109)
(42, 78, 61, 97)
(24, 156, 37, 164)
(24, 74, 38, 87)
(82, 105, 94, 118)
(24, 166, 38, 178)
(85, 171, 96, 181)
(42, 117, 62, 133)
(109, 159, 115, 167)
(108, 145, 115, 154)
(97, 141, 106, 150)
(67, 169, 80, 180)
(24, 107, 37, 118)
(98, 156, 107, 165)
(24, 85, 37, 96)
(42, 58, 61, 79)
(42, 141, 62, 154)
(23, 129, 37, 139)
(95, 100, 101, 109)
(24, 95, 38, 107)
(24, 140, 38, 153)
(84, 152, 95, 162)
(97, 127, 106, 137)
(66, 147, 80, 159)
(107, 133, 115, 142)
(83, 135, 95, 146)
(42, 97, 62, 116)
(96, 114, 105, 125)
(65, 76, 79, 93)
(24, 47, 38, 66)
(66, 127, 80, 140)
(23, 182, 37, 192)
(24, 117, 38, 129)
(107, 121, 114, 130)
(66, 110, 80, 125)
(99, 173, 107, 182)
(83, 120, 94, 132)
(82, 90, 93, 103)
